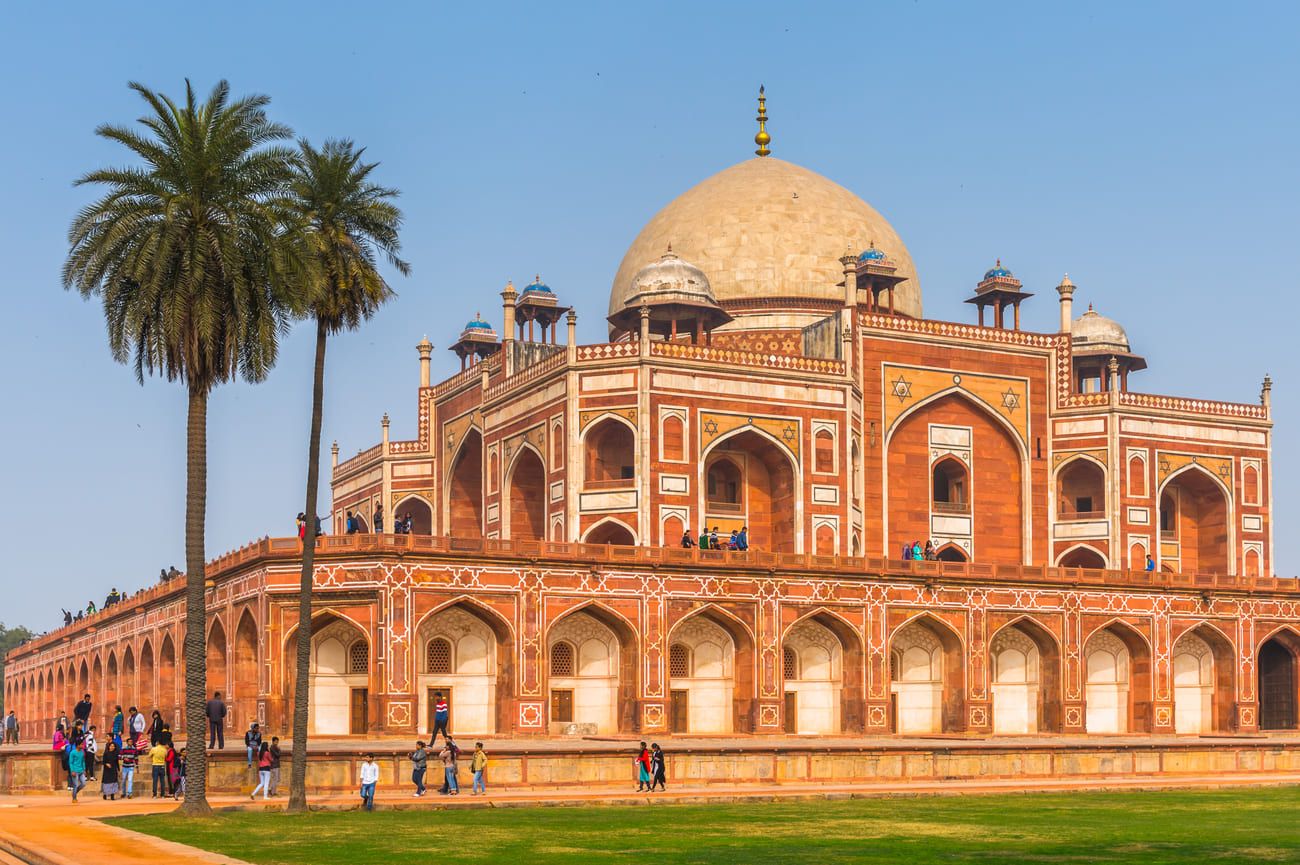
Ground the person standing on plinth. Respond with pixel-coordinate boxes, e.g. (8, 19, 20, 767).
(74, 693, 93, 727)
(206, 691, 227, 749)
(3, 710, 17, 745)
(431, 691, 450, 744)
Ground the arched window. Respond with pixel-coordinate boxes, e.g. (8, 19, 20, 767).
(782, 646, 798, 680)
(662, 415, 685, 461)
(1057, 459, 1105, 519)
(1128, 455, 1147, 497)
(552, 423, 564, 468)
(347, 641, 369, 675)
(669, 644, 691, 678)
(706, 459, 742, 510)
(1244, 465, 1260, 505)
(931, 458, 968, 513)
(814, 430, 835, 474)
(550, 641, 574, 677)
(584, 419, 635, 487)
(426, 637, 452, 675)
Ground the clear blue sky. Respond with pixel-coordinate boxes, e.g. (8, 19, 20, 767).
(1, 1, 1295, 631)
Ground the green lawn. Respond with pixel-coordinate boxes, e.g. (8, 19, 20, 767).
(110, 788, 1300, 864)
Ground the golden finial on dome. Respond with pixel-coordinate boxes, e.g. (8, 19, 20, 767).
(754, 85, 771, 157)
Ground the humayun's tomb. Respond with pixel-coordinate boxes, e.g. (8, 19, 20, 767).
(4, 94, 1291, 757)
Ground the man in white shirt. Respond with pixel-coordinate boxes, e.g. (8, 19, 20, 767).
(359, 754, 379, 811)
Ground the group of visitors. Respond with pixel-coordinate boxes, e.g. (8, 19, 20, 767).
(51, 697, 185, 802)
(405, 738, 488, 800)
(392, 512, 417, 534)
(295, 513, 325, 539)
(633, 742, 668, 792)
(682, 526, 749, 551)
(901, 540, 939, 561)
(59, 575, 172, 627)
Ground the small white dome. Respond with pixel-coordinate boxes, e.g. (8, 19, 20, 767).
(624, 248, 718, 310)
(1072, 306, 1131, 354)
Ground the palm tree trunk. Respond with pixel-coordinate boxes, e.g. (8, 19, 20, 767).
(180, 382, 213, 815)
(288, 318, 328, 812)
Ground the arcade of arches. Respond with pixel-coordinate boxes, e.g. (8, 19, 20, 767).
(8, 571, 1299, 742)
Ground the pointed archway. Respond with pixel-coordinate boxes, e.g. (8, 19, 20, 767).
(989, 617, 1061, 734)
(702, 429, 799, 554)
(1171, 624, 1234, 734)
(1083, 621, 1152, 733)
(415, 600, 516, 735)
(583, 518, 636, 546)
(447, 429, 484, 538)
(546, 603, 639, 734)
(206, 618, 228, 698)
(888, 614, 966, 734)
(506, 446, 546, 541)
(666, 607, 756, 733)
(1159, 466, 1231, 574)
(1258, 629, 1300, 730)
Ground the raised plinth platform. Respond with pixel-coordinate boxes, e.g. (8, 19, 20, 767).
(6, 734, 1300, 795)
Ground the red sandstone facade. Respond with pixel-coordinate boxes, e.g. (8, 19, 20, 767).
(5, 144, 1287, 743)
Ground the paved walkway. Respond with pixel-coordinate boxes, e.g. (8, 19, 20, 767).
(3, 772, 1300, 865)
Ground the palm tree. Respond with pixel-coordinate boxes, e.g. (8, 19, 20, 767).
(285, 139, 408, 811)
(64, 80, 301, 815)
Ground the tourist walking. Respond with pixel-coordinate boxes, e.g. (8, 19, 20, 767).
(206, 691, 227, 749)
(373, 505, 384, 534)
(148, 710, 164, 746)
(650, 743, 667, 791)
(359, 753, 379, 811)
(698, 527, 710, 549)
(244, 722, 262, 767)
(439, 737, 459, 795)
(470, 742, 488, 795)
(148, 739, 168, 797)
(431, 691, 450, 744)
(73, 693, 93, 726)
(68, 741, 87, 803)
(250, 742, 272, 800)
(737, 525, 749, 551)
(1146, 554, 1156, 572)
(3, 710, 17, 745)
(410, 741, 428, 797)
(634, 741, 651, 792)
(120, 735, 138, 799)
(269, 736, 282, 796)
(100, 740, 121, 800)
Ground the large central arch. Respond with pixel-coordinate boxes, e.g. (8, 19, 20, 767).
(700, 428, 800, 554)
(288, 612, 371, 736)
(885, 391, 1028, 564)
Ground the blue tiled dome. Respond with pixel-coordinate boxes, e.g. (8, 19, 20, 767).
(465, 318, 492, 330)
(522, 275, 553, 294)
(983, 260, 1013, 280)
(858, 246, 886, 262)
